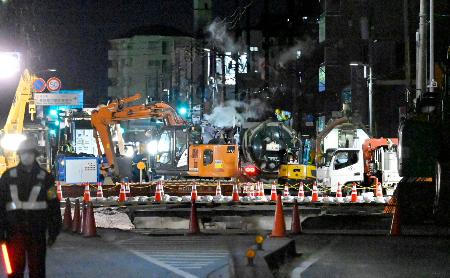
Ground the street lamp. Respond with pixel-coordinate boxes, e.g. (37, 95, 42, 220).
(350, 62, 374, 136)
(0, 52, 20, 79)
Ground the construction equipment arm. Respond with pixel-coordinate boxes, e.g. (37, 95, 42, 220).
(91, 94, 187, 176)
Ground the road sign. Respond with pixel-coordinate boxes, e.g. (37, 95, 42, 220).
(34, 93, 81, 106)
(137, 161, 146, 170)
(47, 77, 61, 92)
(32, 78, 46, 93)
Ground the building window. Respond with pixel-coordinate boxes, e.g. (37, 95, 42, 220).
(250, 46, 258, 52)
(127, 43, 134, 50)
(126, 58, 133, 66)
(148, 41, 160, 52)
(162, 60, 168, 73)
(148, 60, 161, 68)
(162, 41, 167, 55)
(109, 78, 118, 86)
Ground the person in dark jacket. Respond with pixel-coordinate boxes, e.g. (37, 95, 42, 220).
(0, 138, 62, 278)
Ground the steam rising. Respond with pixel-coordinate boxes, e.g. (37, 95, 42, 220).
(206, 18, 243, 53)
(277, 37, 316, 67)
(204, 99, 270, 128)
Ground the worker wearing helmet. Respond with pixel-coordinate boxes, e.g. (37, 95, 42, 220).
(0, 138, 62, 278)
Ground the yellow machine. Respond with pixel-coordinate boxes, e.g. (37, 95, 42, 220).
(278, 164, 316, 185)
(0, 69, 37, 175)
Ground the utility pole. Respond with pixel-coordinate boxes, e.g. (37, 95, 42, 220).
(429, 0, 435, 92)
(403, 0, 411, 88)
(368, 66, 373, 136)
(416, 0, 426, 101)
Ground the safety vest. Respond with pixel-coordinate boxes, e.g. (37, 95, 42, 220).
(5, 168, 48, 211)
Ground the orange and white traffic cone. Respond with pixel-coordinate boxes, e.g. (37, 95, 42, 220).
(249, 184, 255, 198)
(351, 182, 358, 203)
(232, 184, 240, 202)
(215, 182, 222, 197)
(297, 182, 305, 201)
(124, 178, 130, 195)
(376, 182, 383, 198)
(154, 181, 162, 202)
(191, 183, 198, 201)
(335, 182, 343, 202)
(160, 181, 164, 196)
(271, 182, 277, 201)
(118, 182, 127, 202)
(259, 182, 265, 197)
(83, 183, 91, 202)
(254, 182, 260, 197)
(271, 195, 287, 237)
(311, 182, 319, 202)
(56, 181, 63, 201)
(96, 182, 104, 198)
(283, 185, 290, 197)
(336, 182, 343, 198)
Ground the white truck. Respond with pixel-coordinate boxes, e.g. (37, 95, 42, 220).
(319, 138, 401, 194)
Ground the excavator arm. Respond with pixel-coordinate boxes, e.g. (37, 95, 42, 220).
(91, 93, 187, 176)
(0, 69, 36, 174)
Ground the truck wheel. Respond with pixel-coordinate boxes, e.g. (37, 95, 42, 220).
(434, 162, 450, 226)
(396, 178, 435, 224)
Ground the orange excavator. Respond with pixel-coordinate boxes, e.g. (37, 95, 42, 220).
(91, 93, 239, 180)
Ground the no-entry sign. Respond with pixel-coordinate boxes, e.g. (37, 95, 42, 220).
(47, 77, 62, 92)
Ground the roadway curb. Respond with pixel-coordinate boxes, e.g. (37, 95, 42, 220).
(232, 237, 298, 278)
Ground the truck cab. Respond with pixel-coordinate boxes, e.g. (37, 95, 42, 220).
(323, 148, 364, 192)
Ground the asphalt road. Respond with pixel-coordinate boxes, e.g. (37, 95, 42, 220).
(285, 234, 450, 278)
(0, 230, 256, 278)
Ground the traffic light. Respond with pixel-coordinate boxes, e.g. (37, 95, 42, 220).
(178, 106, 188, 115)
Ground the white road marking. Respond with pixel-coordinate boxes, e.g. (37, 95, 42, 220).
(291, 238, 340, 278)
(116, 237, 230, 277)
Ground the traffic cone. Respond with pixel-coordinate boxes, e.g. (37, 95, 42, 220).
(83, 183, 91, 202)
(311, 182, 319, 202)
(215, 182, 222, 197)
(232, 184, 240, 202)
(390, 201, 401, 236)
(271, 182, 277, 201)
(72, 199, 81, 233)
(259, 182, 265, 197)
(351, 182, 358, 203)
(124, 178, 131, 195)
(336, 182, 343, 198)
(62, 198, 72, 232)
(243, 183, 248, 196)
(283, 185, 290, 197)
(188, 200, 201, 235)
(56, 181, 63, 201)
(96, 182, 104, 198)
(79, 202, 87, 234)
(160, 181, 164, 196)
(297, 182, 305, 200)
(376, 182, 383, 198)
(249, 184, 255, 198)
(118, 182, 127, 202)
(290, 199, 302, 235)
(191, 183, 198, 201)
(83, 202, 97, 237)
(271, 195, 287, 237)
(154, 181, 162, 202)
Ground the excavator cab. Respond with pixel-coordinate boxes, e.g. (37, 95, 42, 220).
(152, 126, 239, 179)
